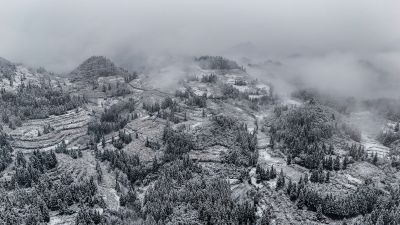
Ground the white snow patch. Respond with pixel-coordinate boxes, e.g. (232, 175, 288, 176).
(232, 85, 250, 92)
(255, 83, 270, 92)
(346, 174, 363, 185)
(229, 178, 240, 185)
(282, 98, 302, 106)
(235, 107, 243, 112)
(259, 149, 272, 162)
(248, 127, 255, 133)
(192, 87, 207, 96)
(192, 122, 202, 129)
(248, 95, 264, 100)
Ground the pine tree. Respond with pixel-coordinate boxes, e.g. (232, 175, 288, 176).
(327, 156, 333, 171)
(16, 151, 26, 168)
(321, 143, 326, 153)
(376, 215, 384, 225)
(329, 144, 334, 154)
(101, 137, 106, 148)
(276, 169, 285, 190)
(343, 156, 349, 170)
(310, 170, 319, 183)
(287, 154, 292, 165)
(115, 180, 120, 192)
(373, 152, 378, 165)
(96, 161, 102, 183)
(286, 178, 292, 195)
(334, 156, 340, 171)
(115, 172, 121, 192)
(269, 136, 275, 149)
(144, 215, 157, 225)
(78, 149, 83, 158)
(395, 122, 399, 132)
(297, 189, 305, 209)
(269, 165, 277, 179)
(260, 208, 272, 225)
(152, 156, 158, 172)
(38, 198, 50, 222)
(304, 173, 309, 184)
(325, 171, 330, 183)
(317, 163, 324, 183)
(289, 183, 298, 201)
(298, 176, 303, 187)
(58, 199, 69, 215)
(316, 204, 323, 220)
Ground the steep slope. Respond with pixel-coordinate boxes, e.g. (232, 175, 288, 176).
(0, 57, 17, 79)
(1, 55, 400, 225)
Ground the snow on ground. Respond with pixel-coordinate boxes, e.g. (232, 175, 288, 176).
(137, 183, 152, 203)
(97, 98, 106, 107)
(255, 83, 270, 92)
(347, 111, 390, 157)
(258, 146, 306, 184)
(189, 145, 228, 162)
(249, 168, 263, 188)
(349, 161, 385, 181)
(192, 86, 207, 96)
(232, 85, 250, 92)
(248, 94, 264, 100)
(228, 178, 240, 185)
(231, 182, 253, 204)
(49, 214, 75, 225)
(98, 76, 124, 84)
(281, 97, 302, 106)
(98, 187, 120, 211)
(0, 66, 41, 91)
(257, 132, 270, 149)
(191, 121, 202, 129)
(363, 134, 390, 157)
(345, 174, 363, 185)
(224, 74, 244, 84)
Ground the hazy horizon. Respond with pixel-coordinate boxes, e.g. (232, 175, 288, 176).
(1, 0, 399, 70)
(1, 0, 399, 98)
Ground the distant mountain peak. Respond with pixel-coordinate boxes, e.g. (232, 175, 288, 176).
(70, 56, 129, 81)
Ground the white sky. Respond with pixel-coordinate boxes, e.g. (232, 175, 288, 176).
(0, 0, 399, 72)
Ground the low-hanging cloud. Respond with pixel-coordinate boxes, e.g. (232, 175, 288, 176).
(246, 51, 400, 99)
(1, 0, 399, 71)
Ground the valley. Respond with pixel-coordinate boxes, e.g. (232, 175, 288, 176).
(0, 55, 399, 225)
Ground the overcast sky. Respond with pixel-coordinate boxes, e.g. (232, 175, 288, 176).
(0, 0, 399, 72)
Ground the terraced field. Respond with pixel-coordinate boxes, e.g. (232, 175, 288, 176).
(347, 111, 390, 157)
(9, 108, 91, 153)
(1, 55, 398, 225)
